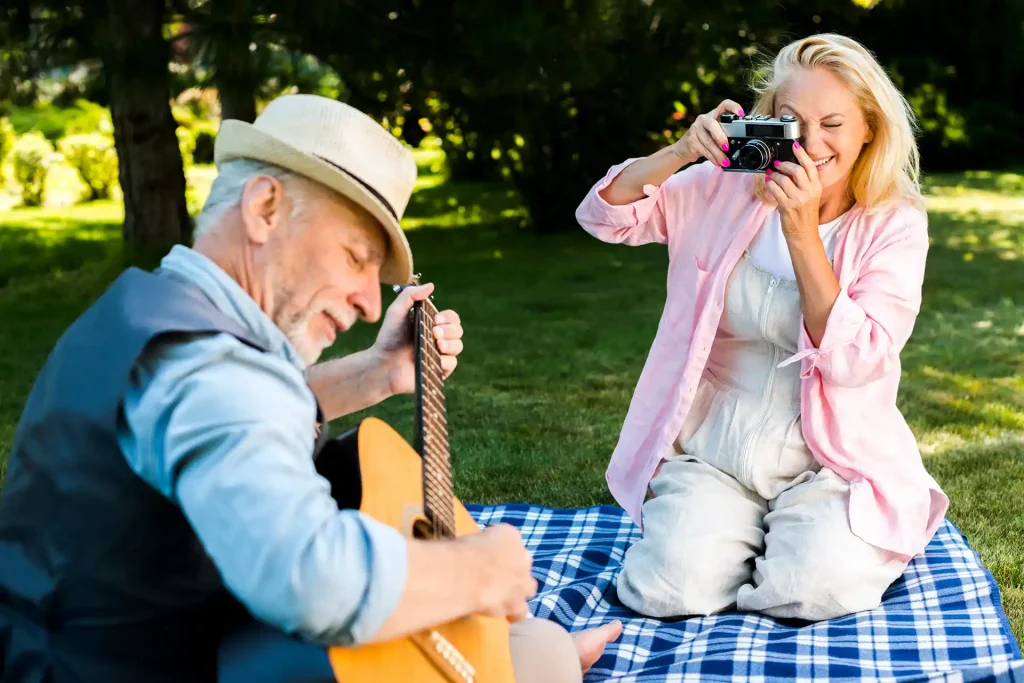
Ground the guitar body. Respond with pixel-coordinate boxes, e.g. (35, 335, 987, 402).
(324, 417, 516, 683)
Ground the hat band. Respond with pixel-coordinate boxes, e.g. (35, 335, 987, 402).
(314, 155, 399, 221)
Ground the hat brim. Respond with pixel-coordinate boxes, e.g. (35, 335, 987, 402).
(213, 120, 413, 286)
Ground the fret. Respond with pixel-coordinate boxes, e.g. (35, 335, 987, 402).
(413, 287, 457, 540)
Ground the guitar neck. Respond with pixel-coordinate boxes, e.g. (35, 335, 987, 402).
(413, 296, 456, 540)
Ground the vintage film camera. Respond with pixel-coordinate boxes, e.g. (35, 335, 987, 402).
(719, 113, 801, 172)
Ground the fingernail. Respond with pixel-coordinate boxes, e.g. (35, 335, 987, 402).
(721, 143, 729, 151)
(721, 158, 730, 167)
(794, 140, 801, 149)
(773, 160, 780, 167)
(738, 109, 745, 117)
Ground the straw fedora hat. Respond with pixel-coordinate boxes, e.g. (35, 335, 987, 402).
(214, 94, 416, 285)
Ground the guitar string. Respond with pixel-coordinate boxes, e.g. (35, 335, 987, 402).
(419, 308, 457, 537)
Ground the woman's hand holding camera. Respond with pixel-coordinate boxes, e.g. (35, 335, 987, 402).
(764, 142, 823, 243)
(671, 100, 745, 168)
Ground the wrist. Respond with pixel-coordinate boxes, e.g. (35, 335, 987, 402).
(784, 228, 823, 252)
(667, 141, 694, 165)
(452, 536, 491, 615)
(367, 345, 401, 398)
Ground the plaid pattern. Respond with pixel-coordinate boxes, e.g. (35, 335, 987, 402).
(466, 504, 1023, 683)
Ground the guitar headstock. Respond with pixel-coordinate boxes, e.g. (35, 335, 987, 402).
(392, 272, 421, 292)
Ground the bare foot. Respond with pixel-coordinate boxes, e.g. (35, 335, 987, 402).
(571, 619, 623, 673)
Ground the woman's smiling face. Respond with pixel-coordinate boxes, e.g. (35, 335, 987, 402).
(774, 67, 874, 199)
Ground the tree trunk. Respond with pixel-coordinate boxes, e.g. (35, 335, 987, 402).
(216, 76, 257, 123)
(104, 0, 191, 248)
(213, 0, 258, 123)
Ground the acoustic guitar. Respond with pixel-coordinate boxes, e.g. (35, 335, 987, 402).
(323, 279, 517, 683)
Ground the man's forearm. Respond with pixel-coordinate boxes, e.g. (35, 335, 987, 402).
(307, 349, 395, 422)
(365, 538, 487, 644)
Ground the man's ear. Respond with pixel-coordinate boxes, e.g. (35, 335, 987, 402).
(239, 175, 287, 245)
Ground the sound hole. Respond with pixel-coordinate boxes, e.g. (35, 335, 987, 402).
(412, 519, 435, 540)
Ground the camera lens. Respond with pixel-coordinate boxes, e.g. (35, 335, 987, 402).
(736, 139, 773, 171)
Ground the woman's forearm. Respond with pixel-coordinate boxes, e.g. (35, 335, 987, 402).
(788, 234, 842, 346)
(598, 145, 693, 206)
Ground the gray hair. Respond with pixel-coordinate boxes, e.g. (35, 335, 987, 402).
(194, 159, 321, 238)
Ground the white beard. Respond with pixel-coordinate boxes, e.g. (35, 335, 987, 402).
(279, 311, 328, 367)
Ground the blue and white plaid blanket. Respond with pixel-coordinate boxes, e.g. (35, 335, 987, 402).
(467, 504, 1023, 682)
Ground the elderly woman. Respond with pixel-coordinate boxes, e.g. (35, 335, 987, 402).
(575, 33, 949, 622)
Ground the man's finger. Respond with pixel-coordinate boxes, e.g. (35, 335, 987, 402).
(397, 282, 435, 303)
(438, 339, 463, 356)
(387, 283, 436, 320)
(434, 324, 463, 341)
(434, 309, 460, 326)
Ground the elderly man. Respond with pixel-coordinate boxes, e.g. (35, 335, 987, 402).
(0, 94, 619, 683)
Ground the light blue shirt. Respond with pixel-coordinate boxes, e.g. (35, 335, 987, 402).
(117, 245, 407, 646)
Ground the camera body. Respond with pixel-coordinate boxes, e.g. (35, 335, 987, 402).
(719, 113, 800, 173)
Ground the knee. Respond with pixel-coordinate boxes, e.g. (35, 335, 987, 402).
(617, 544, 738, 617)
(758, 554, 903, 621)
(509, 618, 581, 683)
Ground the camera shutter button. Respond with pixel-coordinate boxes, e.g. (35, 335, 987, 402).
(781, 115, 797, 122)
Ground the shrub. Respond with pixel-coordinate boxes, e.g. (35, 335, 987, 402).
(58, 133, 119, 200)
(177, 126, 196, 169)
(13, 132, 56, 206)
(0, 117, 14, 164)
(63, 100, 114, 137)
(8, 100, 112, 142)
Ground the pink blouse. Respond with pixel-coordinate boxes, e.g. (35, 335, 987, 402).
(575, 158, 949, 558)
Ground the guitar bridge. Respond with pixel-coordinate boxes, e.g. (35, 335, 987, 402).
(411, 629, 476, 682)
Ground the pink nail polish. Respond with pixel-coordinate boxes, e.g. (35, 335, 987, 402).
(774, 160, 780, 167)
(765, 168, 772, 175)
(722, 143, 729, 151)
(721, 158, 730, 168)
(738, 109, 745, 117)
(794, 140, 801, 149)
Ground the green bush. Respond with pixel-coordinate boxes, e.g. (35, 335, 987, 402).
(191, 121, 218, 164)
(8, 100, 111, 143)
(0, 117, 14, 164)
(58, 133, 119, 200)
(13, 132, 56, 206)
(63, 100, 114, 137)
(177, 126, 196, 169)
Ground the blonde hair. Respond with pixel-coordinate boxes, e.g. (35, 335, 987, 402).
(749, 33, 924, 211)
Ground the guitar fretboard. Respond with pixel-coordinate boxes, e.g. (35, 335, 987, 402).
(415, 296, 456, 540)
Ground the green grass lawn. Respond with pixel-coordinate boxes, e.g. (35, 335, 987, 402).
(1, 155, 1021, 646)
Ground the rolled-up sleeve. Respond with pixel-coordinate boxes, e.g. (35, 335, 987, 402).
(575, 158, 716, 247)
(780, 213, 929, 388)
(120, 333, 405, 646)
